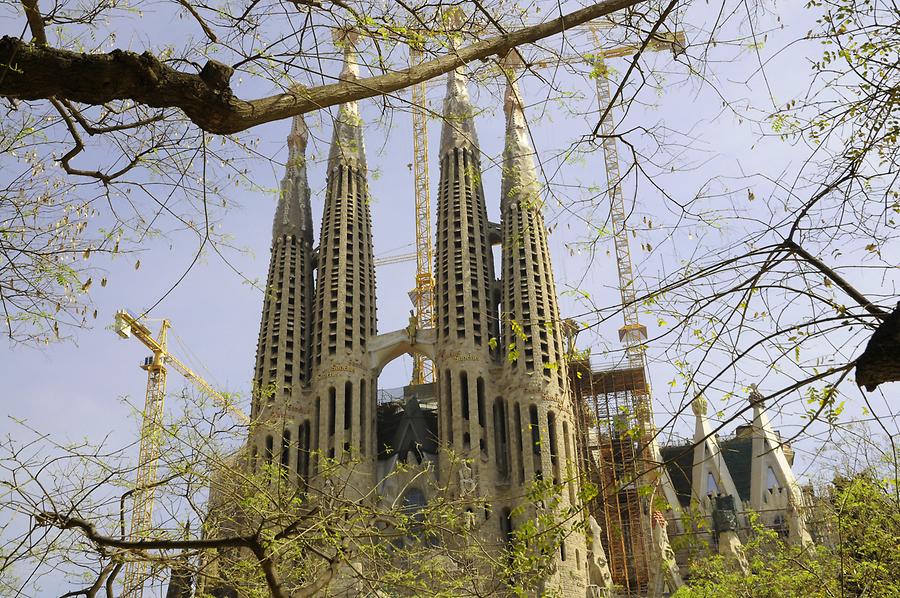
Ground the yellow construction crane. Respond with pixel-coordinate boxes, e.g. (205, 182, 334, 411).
(408, 45, 437, 386)
(113, 310, 249, 598)
(373, 251, 417, 267)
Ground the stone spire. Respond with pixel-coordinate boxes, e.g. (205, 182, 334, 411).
(309, 29, 376, 475)
(499, 56, 567, 391)
(328, 30, 366, 171)
(748, 386, 813, 547)
(496, 56, 588, 594)
(433, 59, 497, 470)
(274, 114, 313, 241)
(439, 67, 481, 158)
(433, 63, 495, 353)
(691, 394, 744, 512)
(500, 58, 539, 211)
(251, 113, 315, 422)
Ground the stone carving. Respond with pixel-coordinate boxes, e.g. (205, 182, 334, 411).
(586, 515, 613, 597)
(649, 511, 683, 595)
(692, 394, 708, 417)
(713, 494, 750, 574)
(458, 461, 477, 496)
(406, 310, 418, 345)
(748, 383, 766, 406)
(713, 494, 739, 534)
(465, 509, 477, 530)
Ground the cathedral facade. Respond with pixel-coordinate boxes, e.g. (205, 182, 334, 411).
(232, 37, 814, 598)
(244, 39, 589, 596)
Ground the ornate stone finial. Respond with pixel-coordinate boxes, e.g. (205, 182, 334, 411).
(502, 50, 525, 117)
(287, 113, 308, 161)
(748, 384, 765, 407)
(332, 28, 360, 81)
(439, 66, 480, 157)
(442, 7, 466, 47)
(691, 394, 708, 417)
(327, 29, 366, 170)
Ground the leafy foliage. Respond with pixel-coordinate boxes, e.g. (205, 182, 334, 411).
(674, 469, 900, 598)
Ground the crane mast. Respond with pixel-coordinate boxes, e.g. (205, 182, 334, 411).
(114, 310, 248, 598)
(574, 29, 687, 593)
(592, 64, 649, 362)
(409, 46, 436, 385)
(590, 28, 686, 410)
(121, 319, 169, 598)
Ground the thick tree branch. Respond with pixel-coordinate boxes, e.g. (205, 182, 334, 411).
(37, 511, 253, 551)
(0, 0, 642, 134)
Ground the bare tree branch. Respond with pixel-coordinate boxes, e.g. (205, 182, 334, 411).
(0, 0, 643, 134)
(784, 239, 887, 319)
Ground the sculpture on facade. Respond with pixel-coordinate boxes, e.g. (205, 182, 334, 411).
(586, 515, 614, 597)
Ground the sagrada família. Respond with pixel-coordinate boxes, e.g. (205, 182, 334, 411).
(205, 37, 814, 598)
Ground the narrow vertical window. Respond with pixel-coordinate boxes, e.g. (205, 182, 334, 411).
(313, 398, 320, 475)
(563, 421, 575, 504)
(359, 379, 367, 456)
(296, 421, 306, 481)
(344, 381, 353, 431)
(328, 387, 337, 437)
(460, 371, 471, 450)
(515, 403, 525, 483)
(476, 377, 485, 426)
(281, 429, 291, 471)
(529, 405, 542, 479)
(493, 398, 509, 480)
(444, 371, 454, 445)
(460, 371, 470, 420)
(476, 376, 487, 456)
(500, 508, 513, 546)
(265, 435, 274, 466)
(547, 412, 559, 484)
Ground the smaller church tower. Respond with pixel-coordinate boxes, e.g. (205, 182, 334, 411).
(433, 65, 499, 472)
(249, 111, 315, 472)
(308, 31, 377, 486)
(498, 55, 587, 593)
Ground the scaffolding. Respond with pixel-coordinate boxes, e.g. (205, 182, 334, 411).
(571, 358, 652, 596)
